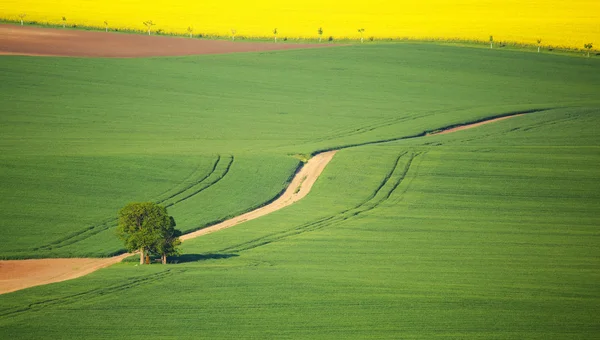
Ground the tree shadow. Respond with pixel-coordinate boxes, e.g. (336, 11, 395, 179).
(171, 253, 239, 264)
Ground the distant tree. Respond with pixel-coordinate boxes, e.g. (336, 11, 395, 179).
(318, 27, 323, 43)
(273, 28, 278, 42)
(18, 13, 26, 26)
(537, 39, 542, 53)
(104, 20, 108, 32)
(143, 20, 155, 35)
(117, 202, 181, 265)
(584, 43, 593, 57)
(489, 35, 493, 49)
(358, 28, 365, 43)
(187, 26, 193, 38)
(231, 28, 237, 41)
(62, 16, 67, 28)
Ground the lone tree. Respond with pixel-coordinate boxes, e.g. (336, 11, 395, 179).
(584, 43, 593, 57)
(143, 20, 155, 35)
(318, 27, 323, 42)
(537, 39, 542, 53)
(117, 202, 181, 265)
(273, 28, 278, 42)
(62, 16, 67, 28)
(187, 26, 193, 38)
(18, 13, 26, 26)
(358, 28, 365, 43)
(104, 20, 108, 32)
(231, 28, 237, 41)
(489, 35, 493, 49)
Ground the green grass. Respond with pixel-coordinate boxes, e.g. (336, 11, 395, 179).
(0, 41, 599, 337)
(2, 44, 599, 258)
(1, 106, 599, 338)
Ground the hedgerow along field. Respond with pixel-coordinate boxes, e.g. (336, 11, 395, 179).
(1, 104, 599, 338)
(1, 44, 599, 259)
(2, 0, 599, 49)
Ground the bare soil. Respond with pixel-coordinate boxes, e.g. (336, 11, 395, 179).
(0, 24, 334, 57)
(430, 114, 523, 135)
(181, 151, 337, 241)
(0, 255, 129, 294)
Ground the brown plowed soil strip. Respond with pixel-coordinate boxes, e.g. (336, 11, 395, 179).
(0, 255, 129, 294)
(0, 151, 337, 294)
(0, 24, 335, 57)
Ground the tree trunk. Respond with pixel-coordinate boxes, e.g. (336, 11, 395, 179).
(274, 36, 277, 42)
(20, 20, 24, 26)
(538, 46, 540, 53)
(319, 36, 322, 43)
(140, 248, 144, 265)
(162, 254, 167, 264)
(490, 42, 493, 49)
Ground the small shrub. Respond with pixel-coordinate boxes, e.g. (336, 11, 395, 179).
(369, 36, 374, 42)
(283, 37, 287, 41)
(328, 36, 334, 42)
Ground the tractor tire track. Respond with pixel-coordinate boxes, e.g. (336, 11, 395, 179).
(219, 152, 419, 253)
(0, 268, 177, 319)
(29, 155, 233, 253)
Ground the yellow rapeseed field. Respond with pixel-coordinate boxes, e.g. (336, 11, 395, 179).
(1, 0, 598, 49)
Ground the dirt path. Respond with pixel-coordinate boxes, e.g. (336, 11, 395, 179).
(181, 151, 337, 240)
(429, 114, 523, 135)
(0, 255, 130, 294)
(0, 24, 334, 57)
(0, 151, 337, 294)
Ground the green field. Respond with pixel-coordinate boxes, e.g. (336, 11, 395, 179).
(1, 42, 599, 338)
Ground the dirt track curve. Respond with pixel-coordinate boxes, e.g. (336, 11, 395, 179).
(0, 151, 337, 294)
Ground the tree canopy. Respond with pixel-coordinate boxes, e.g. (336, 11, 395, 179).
(117, 202, 181, 264)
